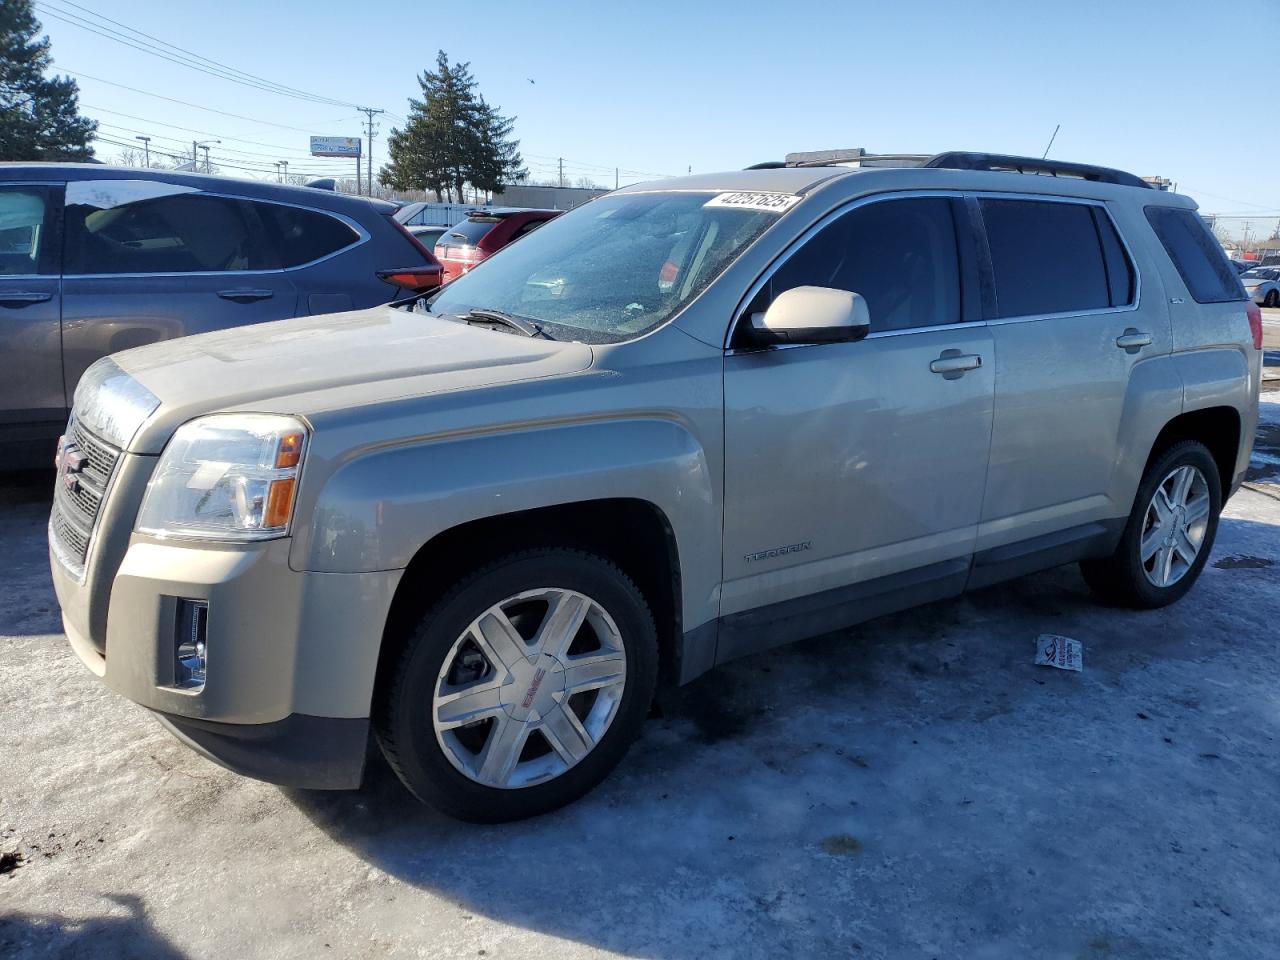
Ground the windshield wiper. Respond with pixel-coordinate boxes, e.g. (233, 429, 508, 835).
(462, 308, 552, 339)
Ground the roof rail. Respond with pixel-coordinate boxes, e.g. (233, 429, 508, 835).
(744, 161, 786, 170)
(923, 152, 1150, 189)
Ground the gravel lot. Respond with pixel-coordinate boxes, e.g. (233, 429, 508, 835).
(2, 390, 1278, 960)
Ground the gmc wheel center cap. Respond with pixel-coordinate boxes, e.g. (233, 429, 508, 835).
(502, 653, 567, 722)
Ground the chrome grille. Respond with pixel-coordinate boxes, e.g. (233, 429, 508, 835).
(50, 418, 121, 578)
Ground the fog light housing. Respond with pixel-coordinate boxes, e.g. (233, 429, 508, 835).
(175, 599, 208, 690)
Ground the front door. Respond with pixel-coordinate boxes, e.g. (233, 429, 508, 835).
(0, 182, 65, 465)
(59, 179, 298, 402)
(721, 195, 995, 656)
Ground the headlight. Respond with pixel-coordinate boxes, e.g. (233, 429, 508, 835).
(136, 414, 308, 541)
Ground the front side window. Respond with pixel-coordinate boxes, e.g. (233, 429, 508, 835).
(981, 199, 1115, 318)
(762, 196, 963, 332)
(427, 192, 782, 342)
(0, 185, 55, 276)
(1144, 206, 1244, 304)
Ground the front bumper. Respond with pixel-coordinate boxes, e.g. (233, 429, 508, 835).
(52, 529, 402, 789)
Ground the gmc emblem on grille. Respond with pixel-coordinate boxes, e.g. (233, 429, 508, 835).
(58, 443, 87, 494)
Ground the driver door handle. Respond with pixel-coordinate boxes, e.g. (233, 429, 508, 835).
(217, 288, 275, 303)
(0, 291, 53, 306)
(929, 352, 983, 378)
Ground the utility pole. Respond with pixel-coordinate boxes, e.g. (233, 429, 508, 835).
(135, 135, 151, 168)
(615, 167, 618, 190)
(199, 145, 212, 172)
(193, 140, 220, 174)
(359, 107, 384, 197)
(558, 157, 564, 189)
(274, 161, 283, 183)
(280, 159, 288, 182)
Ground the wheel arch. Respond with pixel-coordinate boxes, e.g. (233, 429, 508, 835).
(373, 498, 687, 708)
(1144, 405, 1242, 495)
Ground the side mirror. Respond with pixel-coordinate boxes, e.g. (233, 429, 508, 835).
(749, 285, 871, 345)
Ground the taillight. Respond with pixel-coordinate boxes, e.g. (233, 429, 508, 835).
(1246, 300, 1263, 350)
(377, 265, 443, 292)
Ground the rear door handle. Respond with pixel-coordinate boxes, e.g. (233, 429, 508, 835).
(0, 292, 53, 307)
(217, 288, 275, 303)
(929, 351, 983, 379)
(1115, 329, 1152, 352)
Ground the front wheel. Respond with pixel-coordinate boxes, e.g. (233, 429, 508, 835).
(375, 548, 658, 822)
(1265, 290, 1279, 308)
(1080, 441, 1222, 608)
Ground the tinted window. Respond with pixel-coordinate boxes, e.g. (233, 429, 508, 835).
(767, 197, 962, 332)
(1092, 208, 1136, 306)
(66, 183, 273, 274)
(1144, 206, 1244, 304)
(258, 204, 359, 268)
(981, 199, 1109, 317)
(0, 186, 54, 276)
(64, 182, 357, 274)
(442, 218, 497, 247)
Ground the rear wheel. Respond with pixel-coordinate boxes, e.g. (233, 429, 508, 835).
(1080, 441, 1221, 608)
(375, 548, 658, 822)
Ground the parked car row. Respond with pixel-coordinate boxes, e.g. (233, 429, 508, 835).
(0, 164, 564, 468)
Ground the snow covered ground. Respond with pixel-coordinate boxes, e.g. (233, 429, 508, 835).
(2, 395, 1279, 960)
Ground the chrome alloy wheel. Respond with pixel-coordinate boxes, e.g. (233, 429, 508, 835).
(432, 588, 627, 789)
(1140, 464, 1211, 588)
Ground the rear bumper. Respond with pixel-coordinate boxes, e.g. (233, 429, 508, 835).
(153, 711, 369, 790)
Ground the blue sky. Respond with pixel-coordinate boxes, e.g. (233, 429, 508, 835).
(34, 0, 1280, 238)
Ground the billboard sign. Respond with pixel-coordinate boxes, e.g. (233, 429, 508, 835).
(310, 136, 362, 158)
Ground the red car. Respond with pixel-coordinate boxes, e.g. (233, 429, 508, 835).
(434, 208, 561, 283)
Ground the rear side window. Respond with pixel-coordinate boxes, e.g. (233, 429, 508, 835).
(766, 196, 963, 332)
(1144, 206, 1245, 304)
(0, 185, 56, 276)
(257, 205, 359, 268)
(980, 199, 1116, 318)
(65, 182, 272, 274)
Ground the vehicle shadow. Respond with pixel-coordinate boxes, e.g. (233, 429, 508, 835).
(284, 514, 1280, 958)
(0, 471, 59, 637)
(0, 894, 189, 960)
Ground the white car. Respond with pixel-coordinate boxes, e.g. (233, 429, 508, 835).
(1241, 267, 1280, 307)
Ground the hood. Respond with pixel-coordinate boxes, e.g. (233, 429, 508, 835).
(108, 305, 594, 453)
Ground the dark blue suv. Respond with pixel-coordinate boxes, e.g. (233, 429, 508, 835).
(0, 164, 442, 467)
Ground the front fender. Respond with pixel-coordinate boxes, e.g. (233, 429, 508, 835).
(290, 416, 720, 627)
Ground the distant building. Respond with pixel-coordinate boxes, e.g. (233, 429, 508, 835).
(495, 184, 609, 210)
(1142, 176, 1174, 191)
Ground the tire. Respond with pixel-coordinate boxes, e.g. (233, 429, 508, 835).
(1080, 441, 1222, 609)
(375, 548, 659, 823)
(1265, 290, 1279, 308)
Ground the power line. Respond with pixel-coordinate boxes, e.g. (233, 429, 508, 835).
(36, 0, 362, 109)
(83, 104, 327, 156)
(59, 69, 345, 134)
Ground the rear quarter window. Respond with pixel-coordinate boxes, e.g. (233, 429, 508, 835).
(257, 204, 360, 268)
(1144, 206, 1244, 304)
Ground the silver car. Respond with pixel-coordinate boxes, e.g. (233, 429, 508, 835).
(1241, 266, 1280, 306)
(49, 151, 1261, 822)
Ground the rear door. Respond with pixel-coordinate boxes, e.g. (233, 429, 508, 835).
(973, 195, 1167, 554)
(0, 181, 65, 458)
(721, 195, 994, 652)
(60, 179, 298, 400)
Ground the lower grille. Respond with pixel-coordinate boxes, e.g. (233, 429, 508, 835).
(50, 418, 121, 579)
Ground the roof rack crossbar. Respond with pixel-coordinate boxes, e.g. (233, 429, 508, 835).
(923, 152, 1150, 189)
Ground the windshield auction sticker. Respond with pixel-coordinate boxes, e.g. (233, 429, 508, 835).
(704, 191, 801, 213)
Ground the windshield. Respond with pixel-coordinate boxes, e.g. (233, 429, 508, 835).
(426, 191, 783, 342)
(1242, 269, 1274, 280)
